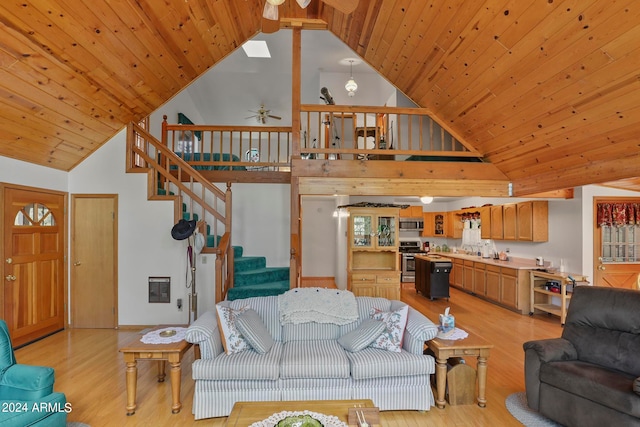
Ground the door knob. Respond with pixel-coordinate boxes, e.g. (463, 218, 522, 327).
(5, 258, 12, 264)
(5, 275, 16, 281)
(73, 261, 81, 266)
(598, 265, 606, 270)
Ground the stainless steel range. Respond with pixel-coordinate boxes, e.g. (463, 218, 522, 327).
(399, 241, 427, 282)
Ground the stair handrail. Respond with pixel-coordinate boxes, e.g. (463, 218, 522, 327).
(126, 121, 234, 303)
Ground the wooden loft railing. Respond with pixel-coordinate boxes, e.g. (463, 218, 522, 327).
(159, 106, 482, 181)
(298, 105, 481, 160)
(126, 122, 234, 303)
(162, 116, 293, 183)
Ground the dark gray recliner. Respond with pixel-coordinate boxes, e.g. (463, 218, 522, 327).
(524, 286, 640, 427)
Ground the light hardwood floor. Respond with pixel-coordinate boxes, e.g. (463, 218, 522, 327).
(14, 286, 563, 426)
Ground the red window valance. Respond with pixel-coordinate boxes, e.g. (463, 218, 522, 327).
(597, 202, 640, 227)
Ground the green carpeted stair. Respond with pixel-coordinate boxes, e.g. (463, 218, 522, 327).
(167, 193, 290, 300)
(226, 252, 290, 300)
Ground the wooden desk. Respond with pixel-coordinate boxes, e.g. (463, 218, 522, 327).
(119, 327, 193, 415)
(427, 331, 494, 409)
(225, 399, 377, 427)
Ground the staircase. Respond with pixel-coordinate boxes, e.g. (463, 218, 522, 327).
(126, 122, 290, 302)
(228, 246, 290, 300)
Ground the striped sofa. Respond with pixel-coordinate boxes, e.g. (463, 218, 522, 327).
(185, 295, 439, 419)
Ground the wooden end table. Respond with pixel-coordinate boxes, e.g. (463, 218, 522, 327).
(427, 330, 493, 409)
(225, 399, 377, 427)
(119, 326, 193, 415)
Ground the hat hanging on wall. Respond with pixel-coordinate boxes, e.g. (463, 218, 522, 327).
(171, 219, 196, 240)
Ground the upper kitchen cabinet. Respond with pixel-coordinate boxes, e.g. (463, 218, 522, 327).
(517, 201, 548, 242)
(503, 204, 518, 240)
(399, 205, 423, 218)
(490, 205, 504, 240)
(422, 212, 447, 237)
(479, 206, 491, 240)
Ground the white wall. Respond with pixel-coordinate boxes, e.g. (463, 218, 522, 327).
(0, 156, 68, 191)
(67, 130, 217, 325)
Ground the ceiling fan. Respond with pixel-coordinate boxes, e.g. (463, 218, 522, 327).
(262, 0, 360, 34)
(246, 104, 282, 124)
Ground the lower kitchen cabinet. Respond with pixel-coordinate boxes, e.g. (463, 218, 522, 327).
(473, 262, 486, 295)
(449, 257, 530, 314)
(485, 265, 501, 302)
(463, 260, 474, 292)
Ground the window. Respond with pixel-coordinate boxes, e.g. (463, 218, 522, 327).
(601, 225, 640, 263)
(14, 203, 56, 226)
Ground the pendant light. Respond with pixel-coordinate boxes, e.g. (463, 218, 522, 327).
(345, 60, 358, 97)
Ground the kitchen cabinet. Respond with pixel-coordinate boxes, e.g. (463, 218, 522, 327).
(400, 205, 423, 218)
(490, 206, 503, 240)
(463, 260, 474, 292)
(485, 265, 501, 302)
(479, 206, 491, 240)
(501, 267, 519, 310)
(517, 201, 548, 242)
(445, 211, 456, 237)
(502, 204, 517, 240)
(452, 210, 464, 239)
(473, 262, 486, 295)
(452, 259, 464, 288)
(422, 212, 446, 237)
(347, 207, 400, 298)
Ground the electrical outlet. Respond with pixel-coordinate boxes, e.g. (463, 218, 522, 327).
(177, 298, 183, 311)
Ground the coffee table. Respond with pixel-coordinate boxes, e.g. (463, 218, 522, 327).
(119, 326, 193, 415)
(427, 330, 493, 409)
(225, 399, 377, 427)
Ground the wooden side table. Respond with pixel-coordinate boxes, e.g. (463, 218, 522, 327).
(119, 327, 193, 415)
(427, 331, 493, 409)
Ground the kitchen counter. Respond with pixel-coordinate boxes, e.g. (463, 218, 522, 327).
(424, 252, 546, 270)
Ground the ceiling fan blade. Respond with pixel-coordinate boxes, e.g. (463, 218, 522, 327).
(322, 0, 359, 14)
(262, 2, 280, 34)
(268, 115, 282, 120)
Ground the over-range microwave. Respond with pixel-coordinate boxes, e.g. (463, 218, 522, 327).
(399, 219, 424, 231)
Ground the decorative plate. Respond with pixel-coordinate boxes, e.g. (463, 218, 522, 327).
(249, 410, 348, 427)
(159, 329, 177, 337)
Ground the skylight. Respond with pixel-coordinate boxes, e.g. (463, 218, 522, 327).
(241, 40, 271, 58)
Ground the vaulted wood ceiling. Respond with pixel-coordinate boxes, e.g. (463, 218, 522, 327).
(1, 1, 639, 195)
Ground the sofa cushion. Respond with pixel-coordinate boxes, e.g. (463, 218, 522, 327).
(282, 322, 340, 342)
(280, 340, 350, 379)
(0, 364, 55, 400)
(225, 296, 282, 342)
(235, 308, 274, 354)
(216, 304, 250, 354)
(540, 360, 640, 418)
(346, 347, 434, 380)
(192, 342, 283, 381)
(369, 305, 409, 352)
(338, 319, 386, 353)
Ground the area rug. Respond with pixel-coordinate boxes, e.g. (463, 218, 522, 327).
(67, 422, 90, 427)
(505, 392, 562, 426)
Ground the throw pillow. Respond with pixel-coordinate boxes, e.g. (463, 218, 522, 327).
(634, 377, 640, 396)
(235, 308, 274, 354)
(369, 305, 409, 352)
(338, 319, 386, 352)
(215, 304, 250, 355)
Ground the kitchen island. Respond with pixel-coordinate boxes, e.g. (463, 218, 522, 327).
(431, 252, 546, 314)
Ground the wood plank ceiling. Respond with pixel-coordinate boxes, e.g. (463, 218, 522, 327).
(0, 0, 639, 195)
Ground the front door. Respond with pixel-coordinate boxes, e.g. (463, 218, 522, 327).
(2, 185, 66, 347)
(593, 197, 640, 289)
(71, 195, 117, 328)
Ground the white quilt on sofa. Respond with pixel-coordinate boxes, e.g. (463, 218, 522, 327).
(278, 287, 359, 325)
